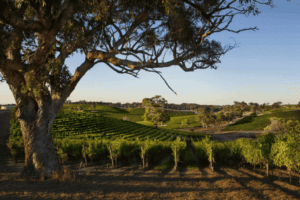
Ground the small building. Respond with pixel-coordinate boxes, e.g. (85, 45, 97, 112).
(1, 104, 16, 110)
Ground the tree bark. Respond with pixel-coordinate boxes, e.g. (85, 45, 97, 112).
(16, 99, 63, 180)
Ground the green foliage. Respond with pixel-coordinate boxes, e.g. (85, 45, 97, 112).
(142, 96, 170, 125)
(180, 119, 190, 129)
(142, 108, 152, 122)
(197, 107, 210, 115)
(222, 109, 300, 131)
(196, 111, 229, 129)
(171, 137, 187, 165)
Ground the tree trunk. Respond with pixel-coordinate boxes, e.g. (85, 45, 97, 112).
(16, 100, 63, 180)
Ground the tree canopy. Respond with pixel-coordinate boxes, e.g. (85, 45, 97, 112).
(1, 0, 282, 108)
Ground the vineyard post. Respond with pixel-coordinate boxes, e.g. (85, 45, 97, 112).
(109, 146, 114, 168)
(278, 168, 281, 181)
(57, 141, 61, 164)
(266, 143, 269, 178)
(11, 148, 17, 163)
(260, 163, 262, 175)
(211, 146, 214, 171)
(82, 143, 87, 167)
(271, 155, 274, 178)
(174, 146, 177, 171)
(289, 168, 292, 184)
(141, 146, 145, 168)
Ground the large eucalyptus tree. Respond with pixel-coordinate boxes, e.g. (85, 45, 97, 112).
(0, 0, 285, 179)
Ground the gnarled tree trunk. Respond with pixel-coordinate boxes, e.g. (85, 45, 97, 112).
(16, 98, 63, 180)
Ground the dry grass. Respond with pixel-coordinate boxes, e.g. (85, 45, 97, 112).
(1, 160, 300, 200)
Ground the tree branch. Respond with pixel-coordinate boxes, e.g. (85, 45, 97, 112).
(113, 10, 150, 51)
(0, 58, 28, 72)
(0, 0, 44, 32)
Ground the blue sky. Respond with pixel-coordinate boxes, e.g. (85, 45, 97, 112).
(1, 0, 300, 106)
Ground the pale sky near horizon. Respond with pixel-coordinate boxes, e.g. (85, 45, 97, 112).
(1, 0, 300, 106)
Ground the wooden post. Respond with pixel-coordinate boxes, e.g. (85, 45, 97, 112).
(174, 146, 178, 171)
(56, 141, 61, 164)
(12, 153, 17, 163)
(260, 163, 262, 175)
(82, 143, 87, 167)
(266, 143, 269, 177)
(141, 146, 145, 168)
(80, 157, 83, 168)
(211, 146, 214, 171)
(272, 164, 273, 177)
(289, 168, 292, 184)
(109, 146, 114, 168)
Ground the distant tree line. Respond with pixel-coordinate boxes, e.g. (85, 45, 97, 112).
(64, 99, 300, 114)
(64, 99, 226, 112)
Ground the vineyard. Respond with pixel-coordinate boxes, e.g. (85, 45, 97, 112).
(6, 104, 300, 176)
(6, 104, 211, 168)
(2, 104, 300, 199)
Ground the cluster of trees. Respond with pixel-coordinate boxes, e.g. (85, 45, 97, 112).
(194, 101, 286, 129)
(142, 95, 170, 127)
(64, 99, 226, 112)
(140, 97, 283, 129)
(65, 100, 144, 109)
